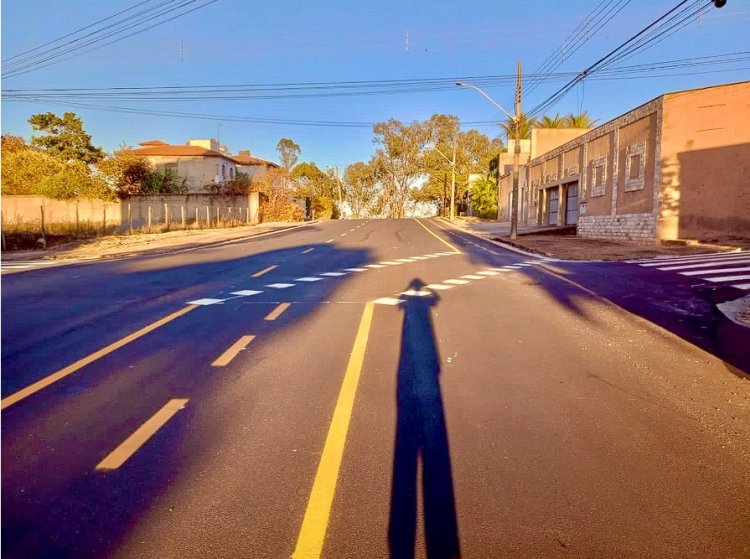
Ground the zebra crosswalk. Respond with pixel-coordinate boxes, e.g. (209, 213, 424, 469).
(626, 251, 750, 290)
(1, 259, 66, 274)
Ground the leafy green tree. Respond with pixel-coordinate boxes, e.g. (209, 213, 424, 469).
(96, 151, 153, 196)
(276, 138, 301, 171)
(371, 118, 430, 218)
(469, 175, 498, 219)
(292, 161, 338, 218)
(418, 115, 503, 214)
(2, 145, 63, 196)
(141, 169, 188, 195)
(40, 161, 111, 200)
(343, 162, 379, 218)
(564, 112, 597, 128)
(539, 114, 566, 128)
(28, 112, 105, 163)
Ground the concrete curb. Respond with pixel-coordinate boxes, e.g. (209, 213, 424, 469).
(715, 295, 750, 374)
(436, 218, 551, 259)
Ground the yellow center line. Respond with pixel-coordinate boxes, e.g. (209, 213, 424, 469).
(292, 302, 375, 559)
(1, 305, 198, 411)
(265, 302, 291, 321)
(413, 217, 461, 253)
(211, 335, 256, 367)
(252, 264, 278, 278)
(302, 248, 315, 254)
(96, 398, 189, 471)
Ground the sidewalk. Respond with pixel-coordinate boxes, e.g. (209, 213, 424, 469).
(1, 221, 313, 262)
(446, 217, 746, 261)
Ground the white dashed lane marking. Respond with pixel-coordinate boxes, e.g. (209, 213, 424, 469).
(630, 251, 750, 290)
(266, 283, 295, 289)
(296, 277, 324, 282)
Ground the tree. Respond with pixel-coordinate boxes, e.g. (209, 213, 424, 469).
(564, 112, 597, 128)
(500, 112, 537, 140)
(96, 151, 153, 196)
(371, 118, 430, 218)
(469, 175, 498, 219)
(140, 169, 188, 195)
(253, 167, 304, 222)
(539, 114, 566, 128)
(417, 115, 503, 214)
(276, 138, 301, 171)
(292, 161, 338, 219)
(343, 162, 379, 218)
(2, 144, 63, 196)
(28, 112, 105, 163)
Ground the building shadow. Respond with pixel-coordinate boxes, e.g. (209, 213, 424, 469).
(389, 279, 461, 559)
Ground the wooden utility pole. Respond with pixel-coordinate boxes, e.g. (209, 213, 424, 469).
(510, 60, 522, 240)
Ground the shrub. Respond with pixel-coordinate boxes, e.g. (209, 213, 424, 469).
(97, 152, 153, 197)
(2, 148, 63, 195)
(141, 169, 188, 195)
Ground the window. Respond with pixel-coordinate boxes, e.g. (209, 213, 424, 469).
(590, 156, 607, 197)
(221, 164, 226, 179)
(230, 167, 235, 179)
(624, 141, 647, 192)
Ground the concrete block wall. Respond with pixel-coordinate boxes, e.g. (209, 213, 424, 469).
(577, 213, 657, 244)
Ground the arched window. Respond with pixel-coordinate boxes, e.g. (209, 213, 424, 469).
(221, 164, 226, 179)
(230, 167, 235, 179)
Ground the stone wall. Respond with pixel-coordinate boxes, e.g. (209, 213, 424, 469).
(578, 213, 657, 244)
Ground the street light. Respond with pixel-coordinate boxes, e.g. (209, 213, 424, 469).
(457, 72, 522, 239)
(433, 140, 456, 221)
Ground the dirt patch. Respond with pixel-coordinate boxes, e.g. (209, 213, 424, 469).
(494, 234, 743, 261)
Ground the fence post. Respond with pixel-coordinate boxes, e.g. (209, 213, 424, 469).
(206, 206, 210, 227)
(215, 206, 219, 227)
(128, 203, 133, 235)
(75, 203, 80, 236)
(181, 205, 186, 229)
(1, 209, 5, 252)
(195, 207, 199, 227)
(102, 206, 107, 235)
(40, 206, 47, 247)
(148, 206, 152, 230)
(164, 203, 169, 231)
(246, 206, 250, 224)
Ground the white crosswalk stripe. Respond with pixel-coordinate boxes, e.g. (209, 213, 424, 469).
(1, 260, 66, 273)
(631, 251, 750, 290)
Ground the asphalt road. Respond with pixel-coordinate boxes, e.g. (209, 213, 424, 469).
(2, 218, 749, 559)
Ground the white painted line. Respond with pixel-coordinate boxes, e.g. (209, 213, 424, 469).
(477, 271, 500, 276)
(380, 261, 403, 265)
(266, 283, 296, 289)
(522, 261, 545, 265)
(409, 256, 429, 260)
(461, 275, 485, 280)
(443, 279, 470, 285)
(489, 268, 513, 272)
(731, 283, 750, 289)
(320, 272, 346, 277)
(365, 264, 386, 268)
(372, 297, 405, 305)
(296, 277, 324, 282)
(704, 274, 750, 283)
(426, 283, 454, 290)
(515, 263, 534, 267)
(3, 265, 33, 269)
(503, 266, 522, 269)
(680, 266, 750, 276)
(400, 290, 431, 297)
(638, 253, 748, 267)
(627, 251, 745, 263)
(231, 290, 263, 296)
(186, 298, 225, 305)
(396, 258, 415, 263)
(344, 268, 367, 272)
(657, 258, 750, 271)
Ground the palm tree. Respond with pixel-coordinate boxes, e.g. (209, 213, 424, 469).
(564, 112, 597, 128)
(539, 114, 566, 128)
(500, 112, 538, 140)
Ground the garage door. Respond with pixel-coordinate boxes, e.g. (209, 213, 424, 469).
(566, 183, 578, 225)
(548, 187, 559, 225)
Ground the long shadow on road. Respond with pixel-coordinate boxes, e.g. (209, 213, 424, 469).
(389, 279, 461, 559)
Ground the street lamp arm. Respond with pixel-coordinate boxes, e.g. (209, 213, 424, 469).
(432, 145, 454, 166)
(455, 82, 515, 121)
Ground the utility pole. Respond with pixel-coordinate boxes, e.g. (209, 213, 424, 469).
(510, 60, 522, 240)
(450, 136, 456, 220)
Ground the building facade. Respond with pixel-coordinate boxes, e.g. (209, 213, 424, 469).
(497, 81, 750, 243)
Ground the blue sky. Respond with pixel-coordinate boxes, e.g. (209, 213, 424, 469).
(2, 0, 748, 169)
